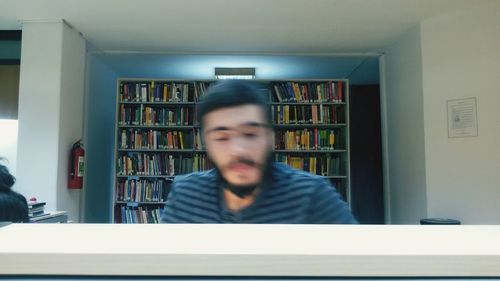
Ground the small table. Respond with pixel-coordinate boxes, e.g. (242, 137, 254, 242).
(30, 211, 68, 223)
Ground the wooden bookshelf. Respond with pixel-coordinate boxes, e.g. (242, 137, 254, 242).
(113, 79, 350, 223)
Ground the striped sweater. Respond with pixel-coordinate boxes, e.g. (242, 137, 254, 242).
(161, 162, 357, 224)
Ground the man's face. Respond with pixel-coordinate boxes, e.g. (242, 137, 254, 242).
(203, 105, 273, 187)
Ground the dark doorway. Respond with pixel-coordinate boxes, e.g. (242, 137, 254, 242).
(349, 85, 384, 224)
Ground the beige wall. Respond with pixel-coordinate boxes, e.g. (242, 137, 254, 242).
(383, 25, 428, 224)
(383, 0, 500, 224)
(56, 23, 87, 223)
(420, 1, 500, 224)
(0, 65, 19, 120)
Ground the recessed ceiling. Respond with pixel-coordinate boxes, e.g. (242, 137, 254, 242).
(94, 53, 380, 84)
(0, 0, 479, 53)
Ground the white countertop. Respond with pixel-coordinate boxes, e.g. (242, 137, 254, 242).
(0, 224, 499, 277)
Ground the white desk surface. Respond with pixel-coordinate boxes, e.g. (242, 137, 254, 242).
(0, 224, 499, 277)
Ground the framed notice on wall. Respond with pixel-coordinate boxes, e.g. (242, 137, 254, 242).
(447, 97, 478, 138)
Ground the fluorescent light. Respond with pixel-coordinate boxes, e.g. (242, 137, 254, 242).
(215, 75, 255, 80)
(215, 67, 255, 80)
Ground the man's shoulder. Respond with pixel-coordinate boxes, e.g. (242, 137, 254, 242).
(273, 162, 326, 181)
(272, 162, 328, 189)
(173, 169, 217, 188)
(272, 163, 355, 224)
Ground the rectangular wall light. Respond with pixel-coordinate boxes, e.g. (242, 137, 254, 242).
(215, 67, 255, 80)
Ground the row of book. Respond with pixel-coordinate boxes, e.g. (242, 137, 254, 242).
(119, 129, 201, 150)
(119, 81, 211, 103)
(272, 104, 345, 125)
(117, 153, 212, 176)
(271, 81, 344, 103)
(116, 152, 343, 177)
(119, 81, 346, 104)
(115, 179, 170, 203)
(274, 129, 343, 150)
(118, 105, 194, 126)
(194, 82, 211, 102)
(120, 104, 345, 127)
(120, 82, 189, 103)
(114, 206, 163, 224)
(119, 128, 346, 151)
(275, 154, 344, 176)
(119, 128, 343, 151)
(120, 103, 345, 127)
(142, 106, 192, 126)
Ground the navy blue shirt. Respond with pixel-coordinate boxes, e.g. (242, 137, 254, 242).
(161, 162, 357, 224)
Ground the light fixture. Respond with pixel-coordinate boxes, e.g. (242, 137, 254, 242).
(214, 67, 255, 80)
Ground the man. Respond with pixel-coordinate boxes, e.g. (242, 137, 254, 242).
(161, 80, 357, 223)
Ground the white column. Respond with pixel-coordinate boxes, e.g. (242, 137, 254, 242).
(17, 20, 86, 222)
(382, 25, 428, 224)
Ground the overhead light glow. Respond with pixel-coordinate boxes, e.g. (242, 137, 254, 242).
(215, 67, 255, 80)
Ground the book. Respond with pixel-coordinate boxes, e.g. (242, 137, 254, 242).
(28, 202, 46, 217)
(274, 154, 343, 176)
(115, 206, 164, 223)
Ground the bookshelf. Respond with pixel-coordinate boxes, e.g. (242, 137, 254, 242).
(269, 80, 350, 204)
(113, 79, 350, 223)
(113, 80, 211, 223)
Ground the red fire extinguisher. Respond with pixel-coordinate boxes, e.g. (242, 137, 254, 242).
(68, 140, 85, 189)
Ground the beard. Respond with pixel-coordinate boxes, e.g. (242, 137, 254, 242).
(212, 151, 274, 199)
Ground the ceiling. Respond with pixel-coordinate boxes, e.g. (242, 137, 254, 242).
(0, 0, 479, 53)
(0, 0, 483, 85)
(96, 53, 379, 84)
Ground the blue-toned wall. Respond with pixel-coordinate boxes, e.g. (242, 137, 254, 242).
(349, 57, 380, 85)
(84, 53, 379, 222)
(97, 54, 379, 84)
(0, 40, 21, 59)
(83, 54, 118, 222)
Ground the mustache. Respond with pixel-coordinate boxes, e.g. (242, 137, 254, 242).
(228, 157, 261, 168)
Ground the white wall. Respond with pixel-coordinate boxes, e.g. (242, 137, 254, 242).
(0, 120, 18, 177)
(420, 1, 500, 224)
(56, 23, 86, 223)
(383, 25, 428, 224)
(17, 20, 86, 222)
(17, 21, 63, 210)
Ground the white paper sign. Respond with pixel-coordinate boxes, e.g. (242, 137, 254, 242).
(447, 97, 478, 138)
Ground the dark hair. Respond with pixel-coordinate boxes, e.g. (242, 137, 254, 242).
(197, 80, 272, 128)
(0, 161, 15, 192)
(0, 161, 29, 223)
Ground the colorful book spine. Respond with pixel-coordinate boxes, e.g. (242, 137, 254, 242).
(115, 205, 164, 224)
(115, 179, 169, 203)
(118, 129, 193, 150)
(270, 81, 345, 103)
(275, 154, 343, 176)
(274, 129, 341, 150)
